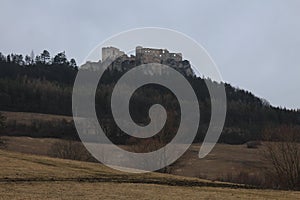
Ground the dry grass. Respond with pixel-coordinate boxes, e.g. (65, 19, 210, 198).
(0, 136, 271, 188)
(1, 182, 300, 200)
(172, 143, 267, 180)
(0, 136, 61, 156)
(1, 111, 300, 198)
(1, 111, 266, 180)
(0, 149, 237, 187)
(1, 111, 72, 125)
(0, 136, 266, 179)
(0, 150, 299, 199)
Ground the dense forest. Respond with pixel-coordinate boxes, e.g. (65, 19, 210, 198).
(0, 50, 299, 144)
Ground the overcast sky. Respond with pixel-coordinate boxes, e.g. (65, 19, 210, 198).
(1, 0, 300, 109)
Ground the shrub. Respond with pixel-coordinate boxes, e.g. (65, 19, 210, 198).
(49, 139, 95, 162)
(0, 112, 6, 130)
(261, 125, 300, 190)
(246, 141, 262, 149)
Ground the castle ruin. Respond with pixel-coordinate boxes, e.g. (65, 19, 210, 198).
(135, 46, 182, 64)
(102, 47, 125, 61)
(100, 46, 194, 76)
(102, 46, 182, 63)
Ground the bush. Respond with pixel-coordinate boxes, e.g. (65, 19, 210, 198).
(0, 112, 6, 146)
(49, 139, 95, 162)
(261, 125, 300, 190)
(246, 141, 262, 149)
(0, 112, 6, 130)
(128, 138, 173, 173)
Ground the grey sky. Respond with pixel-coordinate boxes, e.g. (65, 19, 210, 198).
(0, 0, 299, 109)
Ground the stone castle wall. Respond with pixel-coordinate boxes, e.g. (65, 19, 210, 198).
(102, 47, 125, 61)
(100, 46, 193, 76)
(135, 46, 182, 64)
(102, 46, 182, 63)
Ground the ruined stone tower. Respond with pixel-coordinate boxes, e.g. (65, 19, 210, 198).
(100, 46, 194, 76)
(136, 46, 182, 64)
(102, 47, 125, 61)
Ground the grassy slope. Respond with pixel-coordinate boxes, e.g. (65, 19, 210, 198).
(0, 150, 299, 199)
(1, 136, 267, 180)
(1, 111, 268, 180)
(1, 111, 73, 125)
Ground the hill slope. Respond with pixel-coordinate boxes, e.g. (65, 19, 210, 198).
(1, 55, 300, 144)
(0, 150, 299, 199)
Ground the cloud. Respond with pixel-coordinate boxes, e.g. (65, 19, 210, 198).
(0, 0, 299, 108)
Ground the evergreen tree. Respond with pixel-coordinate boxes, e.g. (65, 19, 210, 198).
(41, 50, 50, 64)
(69, 58, 77, 68)
(53, 51, 68, 65)
(25, 55, 31, 65)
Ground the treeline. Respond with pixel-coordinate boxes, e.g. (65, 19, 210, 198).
(0, 50, 76, 114)
(4, 118, 77, 140)
(0, 50, 77, 68)
(0, 50, 77, 85)
(0, 51, 299, 144)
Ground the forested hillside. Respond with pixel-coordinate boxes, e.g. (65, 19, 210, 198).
(0, 51, 299, 144)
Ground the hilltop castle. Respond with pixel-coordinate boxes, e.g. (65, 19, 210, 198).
(102, 47, 125, 61)
(102, 46, 182, 63)
(99, 46, 194, 76)
(135, 46, 182, 63)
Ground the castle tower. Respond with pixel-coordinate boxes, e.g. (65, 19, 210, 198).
(135, 46, 182, 64)
(102, 47, 125, 61)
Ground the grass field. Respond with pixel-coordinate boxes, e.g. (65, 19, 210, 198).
(0, 135, 268, 181)
(1, 111, 73, 125)
(1, 111, 269, 181)
(0, 150, 299, 199)
(1, 111, 300, 199)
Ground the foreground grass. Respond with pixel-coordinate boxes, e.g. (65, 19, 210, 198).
(0, 150, 299, 199)
(1, 182, 299, 200)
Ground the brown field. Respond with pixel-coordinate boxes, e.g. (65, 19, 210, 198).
(1, 111, 73, 125)
(0, 136, 266, 181)
(0, 111, 299, 199)
(0, 149, 299, 199)
(1, 111, 267, 181)
(172, 143, 266, 180)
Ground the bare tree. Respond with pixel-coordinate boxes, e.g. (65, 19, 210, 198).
(262, 125, 300, 190)
(128, 137, 172, 173)
(0, 112, 5, 129)
(0, 112, 6, 148)
(49, 139, 94, 162)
